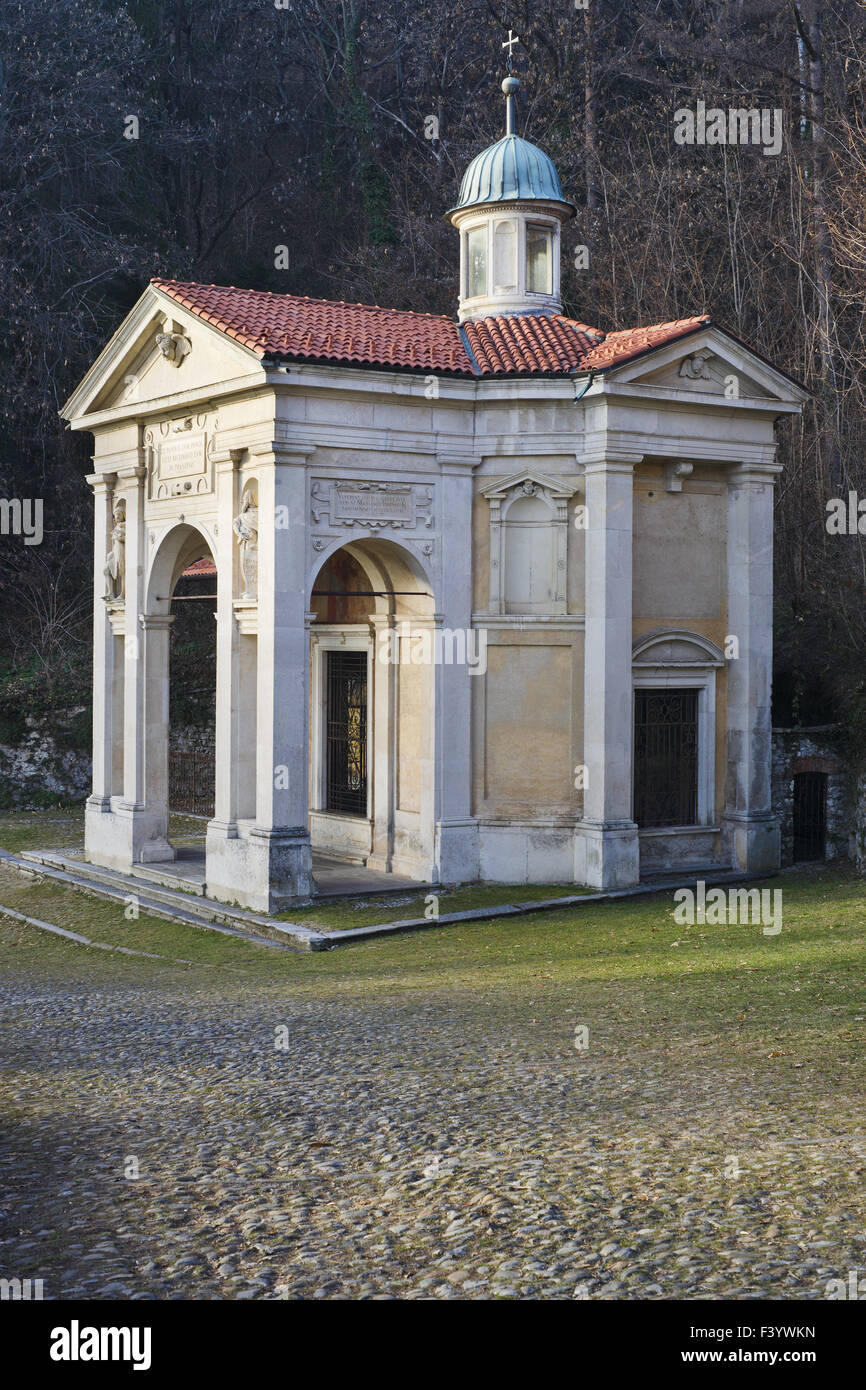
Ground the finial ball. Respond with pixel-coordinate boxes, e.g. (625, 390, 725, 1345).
(501, 75, 520, 96)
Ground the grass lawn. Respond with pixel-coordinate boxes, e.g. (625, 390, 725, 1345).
(0, 852, 863, 1010)
(0, 806, 206, 855)
(279, 880, 592, 930)
(0, 808, 592, 929)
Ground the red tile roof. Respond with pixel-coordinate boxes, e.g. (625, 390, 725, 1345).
(579, 318, 712, 371)
(181, 557, 217, 578)
(151, 277, 710, 378)
(151, 278, 468, 374)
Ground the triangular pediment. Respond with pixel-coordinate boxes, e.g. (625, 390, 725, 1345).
(605, 325, 809, 406)
(480, 468, 579, 501)
(62, 284, 265, 425)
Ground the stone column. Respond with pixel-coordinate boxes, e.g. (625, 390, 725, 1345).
(722, 462, 781, 872)
(210, 449, 242, 833)
(368, 612, 396, 873)
(85, 472, 116, 814)
(578, 453, 641, 888)
(138, 613, 175, 862)
(119, 464, 147, 814)
(433, 453, 479, 882)
(250, 443, 313, 905)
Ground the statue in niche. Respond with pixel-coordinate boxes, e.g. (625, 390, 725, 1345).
(103, 498, 126, 601)
(233, 491, 259, 599)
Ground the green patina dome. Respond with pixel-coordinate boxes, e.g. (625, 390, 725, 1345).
(449, 132, 574, 216)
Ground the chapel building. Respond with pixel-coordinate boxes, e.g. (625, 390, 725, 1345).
(63, 74, 808, 911)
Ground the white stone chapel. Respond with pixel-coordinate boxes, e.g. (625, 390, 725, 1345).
(63, 73, 808, 912)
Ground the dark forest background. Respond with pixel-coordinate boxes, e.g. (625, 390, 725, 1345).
(1, 0, 866, 745)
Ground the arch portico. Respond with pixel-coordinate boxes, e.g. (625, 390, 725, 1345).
(135, 524, 217, 865)
(307, 537, 437, 880)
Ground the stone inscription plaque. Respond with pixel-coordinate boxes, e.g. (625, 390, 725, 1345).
(332, 487, 414, 523)
(158, 434, 207, 479)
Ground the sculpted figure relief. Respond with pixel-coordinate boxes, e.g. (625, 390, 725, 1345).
(233, 491, 259, 599)
(156, 331, 191, 366)
(104, 498, 126, 601)
(679, 351, 712, 381)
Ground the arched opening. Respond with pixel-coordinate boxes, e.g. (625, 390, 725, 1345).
(168, 554, 217, 819)
(308, 538, 435, 880)
(140, 524, 217, 871)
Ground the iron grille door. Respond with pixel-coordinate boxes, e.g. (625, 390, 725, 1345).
(325, 650, 368, 816)
(633, 688, 698, 828)
(168, 749, 215, 817)
(792, 771, 827, 861)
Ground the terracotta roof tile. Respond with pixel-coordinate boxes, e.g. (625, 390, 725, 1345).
(579, 316, 711, 371)
(181, 557, 217, 578)
(150, 278, 710, 379)
(151, 278, 469, 374)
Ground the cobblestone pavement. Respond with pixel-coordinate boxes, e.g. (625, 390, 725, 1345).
(1, 889, 865, 1301)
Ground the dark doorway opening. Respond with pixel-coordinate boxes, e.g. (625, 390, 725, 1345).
(168, 556, 216, 818)
(634, 688, 699, 827)
(325, 650, 368, 816)
(792, 771, 827, 862)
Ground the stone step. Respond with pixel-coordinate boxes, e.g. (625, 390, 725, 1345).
(10, 850, 328, 952)
(20, 850, 225, 919)
(130, 862, 206, 896)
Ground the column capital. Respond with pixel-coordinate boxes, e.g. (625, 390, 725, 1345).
(582, 452, 643, 474)
(211, 446, 245, 471)
(726, 461, 783, 486)
(139, 613, 175, 631)
(115, 463, 147, 483)
(436, 451, 480, 474)
(86, 471, 118, 492)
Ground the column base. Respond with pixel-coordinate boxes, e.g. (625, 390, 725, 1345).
(577, 819, 640, 889)
(722, 812, 780, 874)
(85, 799, 174, 872)
(433, 819, 479, 885)
(206, 822, 315, 913)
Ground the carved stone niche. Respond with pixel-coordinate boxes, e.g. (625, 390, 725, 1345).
(480, 470, 578, 615)
(146, 413, 218, 500)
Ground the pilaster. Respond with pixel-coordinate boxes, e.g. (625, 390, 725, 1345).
(722, 461, 782, 872)
(577, 452, 641, 888)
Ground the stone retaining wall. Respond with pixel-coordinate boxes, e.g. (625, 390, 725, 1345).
(771, 727, 853, 865)
(0, 710, 92, 808)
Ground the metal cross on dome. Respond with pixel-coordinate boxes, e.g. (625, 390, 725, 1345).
(502, 29, 520, 73)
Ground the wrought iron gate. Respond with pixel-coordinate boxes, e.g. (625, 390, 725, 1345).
(325, 650, 368, 816)
(633, 688, 698, 828)
(792, 771, 827, 861)
(169, 750, 215, 817)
